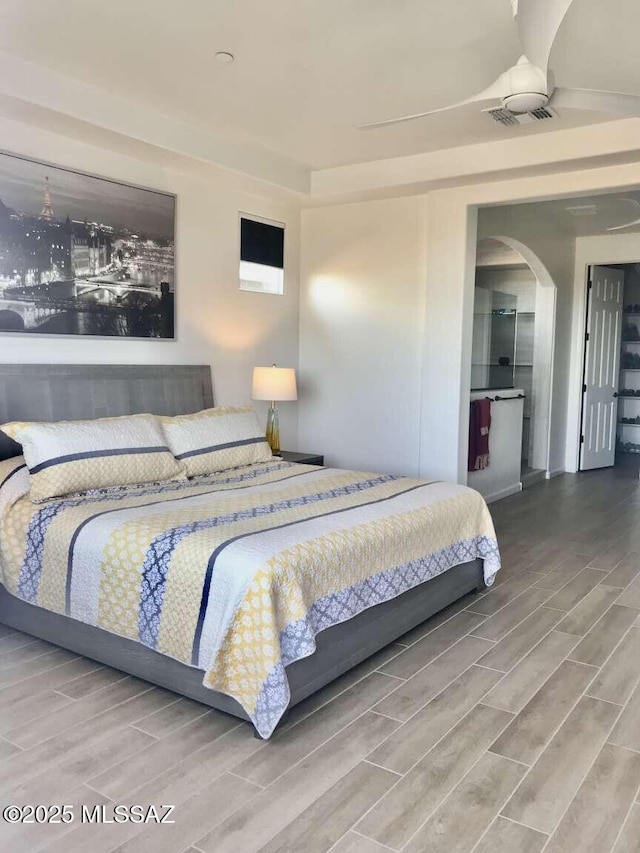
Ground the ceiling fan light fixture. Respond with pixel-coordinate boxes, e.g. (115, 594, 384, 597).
(503, 91, 549, 113)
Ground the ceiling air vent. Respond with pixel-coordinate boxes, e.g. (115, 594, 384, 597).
(485, 105, 558, 126)
(528, 106, 557, 121)
(566, 203, 597, 216)
(485, 107, 520, 126)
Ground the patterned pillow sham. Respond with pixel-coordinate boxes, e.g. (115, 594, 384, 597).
(16, 414, 186, 502)
(161, 406, 272, 477)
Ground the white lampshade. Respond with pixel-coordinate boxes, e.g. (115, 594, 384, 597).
(252, 366, 297, 402)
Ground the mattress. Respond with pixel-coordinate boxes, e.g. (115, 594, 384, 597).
(0, 457, 500, 736)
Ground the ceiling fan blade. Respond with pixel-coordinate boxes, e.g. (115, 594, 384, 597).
(607, 218, 640, 232)
(357, 75, 505, 130)
(551, 87, 640, 116)
(605, 199, 640, 231)
(514, 0, 575, 72)
(616, 198, 640, 211)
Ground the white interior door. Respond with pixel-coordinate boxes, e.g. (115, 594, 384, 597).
(580, 266, 624, 470)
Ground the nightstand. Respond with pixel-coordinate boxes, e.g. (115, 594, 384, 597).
(278, 450, 324, 466)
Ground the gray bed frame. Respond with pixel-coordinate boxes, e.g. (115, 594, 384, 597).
(0, 364, 485, 730)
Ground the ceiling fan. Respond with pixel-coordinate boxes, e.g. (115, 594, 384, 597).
(606, 198, 640, 231)
(358, 0, 640, 130)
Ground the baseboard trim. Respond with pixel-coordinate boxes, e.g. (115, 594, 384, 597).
(484, 482, 523, 504)
(546, 468, 565, 480)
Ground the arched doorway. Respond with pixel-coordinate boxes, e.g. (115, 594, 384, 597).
(471, 237, 556, 493)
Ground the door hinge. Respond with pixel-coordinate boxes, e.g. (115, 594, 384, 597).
(580, 435, 585, 444)
(585, 332, 590, 341)
(583, 383, 587, 392)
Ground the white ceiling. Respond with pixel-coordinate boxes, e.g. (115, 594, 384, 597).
(480, 190, 640, 245)
(0, 0, 638, 173)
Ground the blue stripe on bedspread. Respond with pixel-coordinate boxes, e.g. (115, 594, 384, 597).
(189, 478, 432, 667)
(138, 474, 398, 650)
(16, 462, 293, 608)
(64, 464, 308, 613)
(251, 534, 501, 736)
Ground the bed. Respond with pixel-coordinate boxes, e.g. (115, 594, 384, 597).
(0, 364, 500, 737)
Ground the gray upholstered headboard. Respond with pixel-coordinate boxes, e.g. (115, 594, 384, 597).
(0, 364, 214, 460)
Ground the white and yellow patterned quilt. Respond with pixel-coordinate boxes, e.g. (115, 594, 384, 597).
(0, 457, 500, 737)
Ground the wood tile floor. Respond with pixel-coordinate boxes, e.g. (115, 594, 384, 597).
(1, 466, 640, 852)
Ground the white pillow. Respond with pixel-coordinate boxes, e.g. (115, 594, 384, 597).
(162, 406, 272, 476)
(17, 414, 186, 502)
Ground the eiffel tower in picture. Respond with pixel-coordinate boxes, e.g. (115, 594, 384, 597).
(39, 176, 55, 220)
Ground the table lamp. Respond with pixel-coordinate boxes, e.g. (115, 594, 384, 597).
(252, 364, 297, 454)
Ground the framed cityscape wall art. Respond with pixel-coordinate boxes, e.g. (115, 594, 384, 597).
(0, 151, 176, 339)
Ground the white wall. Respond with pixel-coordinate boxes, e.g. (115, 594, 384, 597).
(299, 196, 427, 474)
(298, 191, 570, 482)
(420, 193, 478, 482)
(0, 116, 302, 446)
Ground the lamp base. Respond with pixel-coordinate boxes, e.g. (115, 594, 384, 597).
(266, 405, 280, 454)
